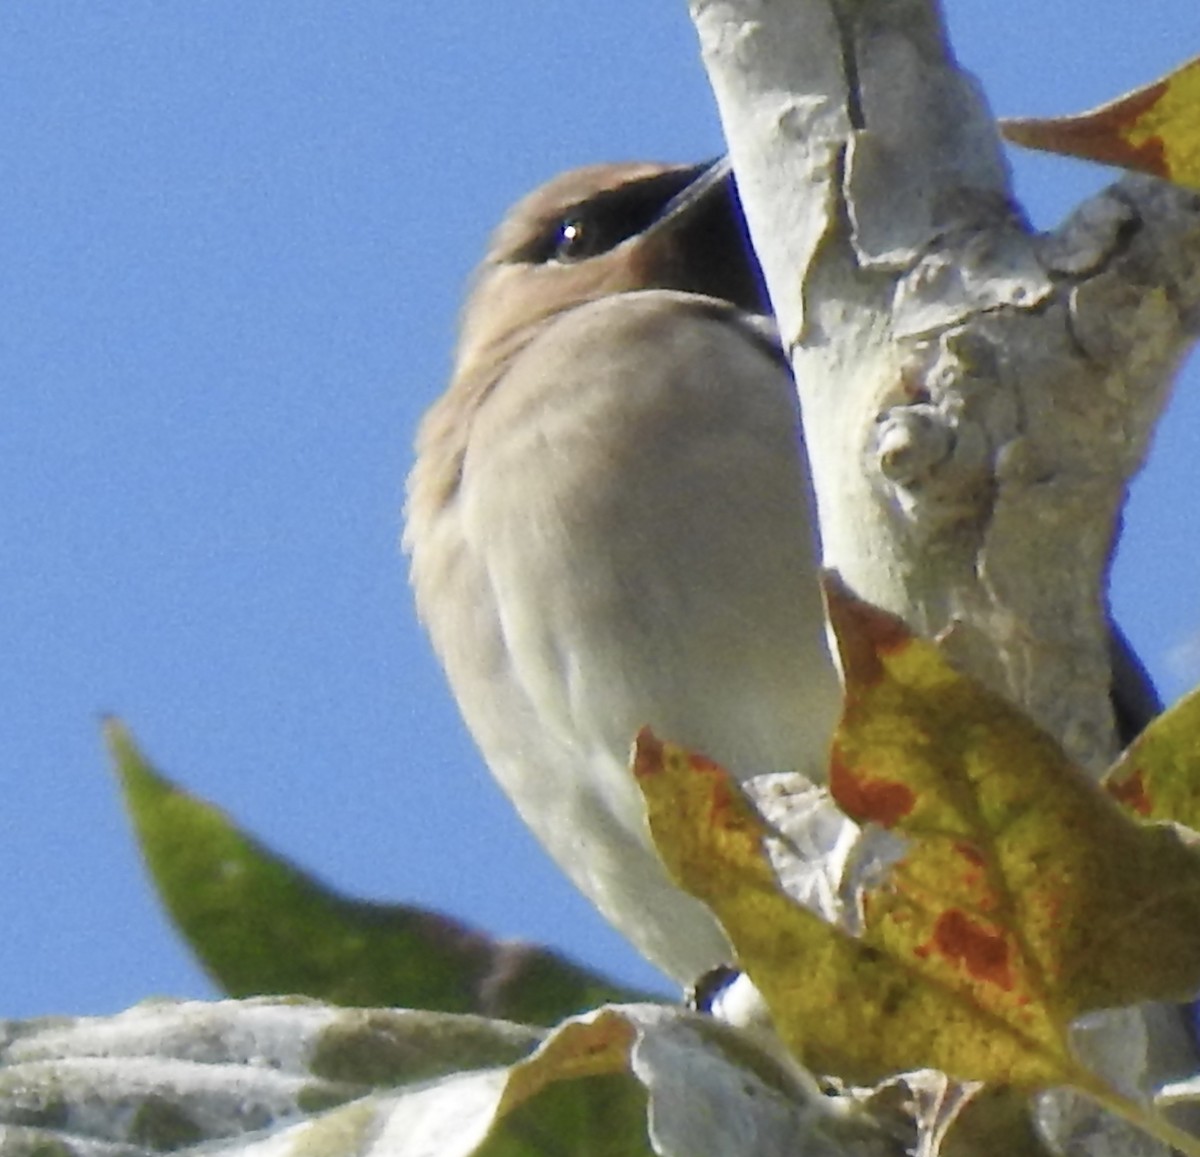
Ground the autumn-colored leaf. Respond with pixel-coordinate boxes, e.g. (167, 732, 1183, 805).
(633, 728, 1078, 1091)
(1001, 53, 1200, 189)
(1104, 685, 1200, 827)
(823, 584, 1200, 1019)
(633, 580, 1200, 1155)
(105, 719, 654, 1025)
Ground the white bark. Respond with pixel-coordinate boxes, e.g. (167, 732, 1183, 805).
(685, 0, 1200, 774)
(683, 1, 1200, 1152)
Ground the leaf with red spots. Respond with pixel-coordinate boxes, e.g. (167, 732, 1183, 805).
(1000, 53, 1200, 189)
(634, 728, 1078, 1091)
(824, 579, 1200, 1022)
(634, 580, 1200, 1150)
(1103, 686, 1200, 825)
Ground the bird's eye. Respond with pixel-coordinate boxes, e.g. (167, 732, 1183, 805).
(553, 216, 600, 262)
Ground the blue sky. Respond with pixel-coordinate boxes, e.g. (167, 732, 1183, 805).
(4, 4, 1198, 1020)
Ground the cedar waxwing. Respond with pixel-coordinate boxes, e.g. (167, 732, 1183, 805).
(404, 160, 1159, 987)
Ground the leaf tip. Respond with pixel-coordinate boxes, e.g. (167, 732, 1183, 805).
(631, 727, 665, 779)
(822, 571, 909, 690)
(101, 715, 138, 770)
(1104, 765, 1154, 817)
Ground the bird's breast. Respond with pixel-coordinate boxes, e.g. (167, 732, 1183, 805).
(457, 291, 840, 787)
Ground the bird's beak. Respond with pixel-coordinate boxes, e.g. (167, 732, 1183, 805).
(635, 156, 769, 315)
(644, 156, 735, 240)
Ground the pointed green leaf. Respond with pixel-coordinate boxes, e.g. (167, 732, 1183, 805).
(106, 719, 654, 1024)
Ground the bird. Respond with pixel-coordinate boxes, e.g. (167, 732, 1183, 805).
(404, 159, 843, 985)
(403, 159, 1160, 989)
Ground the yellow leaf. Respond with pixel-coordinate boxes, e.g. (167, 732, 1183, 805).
(634, 728, 1076, 1090)
(1104, 684, 1200, 826)
(634, 581, 1200, 1154)
(823, 585, 1200, 1017)
(1001, 53, 1200, 189)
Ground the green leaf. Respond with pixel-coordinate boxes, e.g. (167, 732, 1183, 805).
(105, 719, 655, 1024)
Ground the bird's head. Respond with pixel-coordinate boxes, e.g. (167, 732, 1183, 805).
(453, 159, 770, 392)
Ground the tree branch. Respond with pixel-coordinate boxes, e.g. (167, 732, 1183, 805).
(686, 0, 1200, 773)
(684, 1, 1200, 1151)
